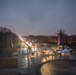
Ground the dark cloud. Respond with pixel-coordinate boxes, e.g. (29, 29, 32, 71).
(0, 0, 76, 35)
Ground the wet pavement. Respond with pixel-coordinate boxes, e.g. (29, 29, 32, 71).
(0, 68, 18, 73)
(0, 47, 76, 75)
(37, 59, 76, 75)
(18, 48, 57, 75)
(18, 48, 76, 75)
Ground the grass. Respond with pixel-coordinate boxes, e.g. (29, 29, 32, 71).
(0, 57, 18, 68)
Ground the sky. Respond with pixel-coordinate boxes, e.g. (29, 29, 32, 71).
(0, 0, 76, 36)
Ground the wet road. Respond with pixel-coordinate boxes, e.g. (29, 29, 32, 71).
(0, 47, 76, 75)
(0, 68, 18, 73)
(18, 49, 38, 73)
(38, 60, 76, 75)
(18, 48, 56, 74)
(18, 48, 76, 75)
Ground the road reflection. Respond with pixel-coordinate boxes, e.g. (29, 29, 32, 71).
(18, 48, 57, 73)
(18, 47, 76, 74)
(42, 56, 55, 62)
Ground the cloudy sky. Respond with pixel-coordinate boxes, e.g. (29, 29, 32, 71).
(0, 0, 76, 35)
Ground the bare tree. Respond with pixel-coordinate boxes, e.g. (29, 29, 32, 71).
(0, 27, 12, 39)
(0, 26, 11, 33)
(55, 29, 65, 48)
(56, 29, 65, 35)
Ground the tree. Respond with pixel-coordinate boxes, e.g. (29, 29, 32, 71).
(56, 29, 65, 35)
(0, 27, 11, 39)
(0, 26, 20, 48)
(0, 26, 11, 33)
(56, 29, 65, 48)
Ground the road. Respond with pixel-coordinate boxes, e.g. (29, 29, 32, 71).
(0, 47, 76, 75)
(0, 68, 18, 73)
(18, 47, 57, 74)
